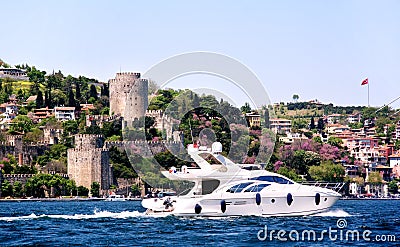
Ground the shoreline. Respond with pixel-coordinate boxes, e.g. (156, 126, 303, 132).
(1, 197, 399, 202)
(0, 197, 142, 202)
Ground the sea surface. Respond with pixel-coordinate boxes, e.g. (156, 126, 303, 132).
(0, 200, 399, 246)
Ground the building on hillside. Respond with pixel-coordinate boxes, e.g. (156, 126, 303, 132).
(0, 103, 18, 122)
(364, 127, 377, 137)
(31, 107, 54, 123)
(0, 67, 28, 80)
(279, 133, 308, 144)
(372, 165, 392, 182)
(346, 137, 379, 151)
(245, 112, 261, 128)
(364, 118, 376, 128)
(377, 145, 394, 161)
(326, 114, 343, 124)
(395, 121, 400, 140)
(351, 148, 387, 168)
(67, 134, 112, 191)
(22, 95, 37, 107)
(333, 130, 355, 146)
(80, 104, 95, 113)
(270, 118, 291, 134)
(326, 124, 350, 134)
(389, 153, 400, 167)
(54, 107, 75, 121)
(347, 112, 361, 123)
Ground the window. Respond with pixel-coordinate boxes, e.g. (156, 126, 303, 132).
(244, 184, 270, 192)
(251, 176, 294, 184)
(227, 182, 253, 193)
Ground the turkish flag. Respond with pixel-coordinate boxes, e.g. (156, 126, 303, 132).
(361, 78, 368, 86)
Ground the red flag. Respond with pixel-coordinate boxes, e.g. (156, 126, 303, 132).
(361, 78, 368, 86)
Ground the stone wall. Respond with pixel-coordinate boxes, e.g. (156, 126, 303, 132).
(0, 136, 48, 166)
(43, 128, 63, 144)
(67, 134, 112, 191)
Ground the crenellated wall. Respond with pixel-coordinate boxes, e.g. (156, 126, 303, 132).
(67, 134, 112, 191)
(109, 72, 148, 122)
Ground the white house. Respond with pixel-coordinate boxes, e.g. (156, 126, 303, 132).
(54, 107, 75, 121)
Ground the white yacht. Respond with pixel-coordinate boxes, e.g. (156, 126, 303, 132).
(142, 142, 342, 217)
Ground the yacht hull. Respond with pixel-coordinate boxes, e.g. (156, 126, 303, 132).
(143, 192, 340, 217)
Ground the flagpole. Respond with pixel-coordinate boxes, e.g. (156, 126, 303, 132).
(368, 82, 370, 107)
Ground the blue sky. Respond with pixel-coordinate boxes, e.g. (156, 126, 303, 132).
(2, 1, 399, 108)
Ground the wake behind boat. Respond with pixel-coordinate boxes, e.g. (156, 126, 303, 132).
(142, 142, 342, 217)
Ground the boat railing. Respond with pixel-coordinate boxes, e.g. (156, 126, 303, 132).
(300, 181, 347, 192)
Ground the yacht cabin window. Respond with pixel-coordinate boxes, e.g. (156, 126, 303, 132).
(244, 183, 270, 193)
(226, 182, 253, 193)
(250, 176, 294, 184)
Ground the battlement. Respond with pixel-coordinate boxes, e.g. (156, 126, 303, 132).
(68, 147, 109, 152)
(44, 128, 63, 131)
(2, 174, 35, 178)
(116, 72, 141, 78)
(105, 140, 182, 147)
(6, 135, 23, 141)
(0, 141, 9, 146)
(74, 134, 104, 139)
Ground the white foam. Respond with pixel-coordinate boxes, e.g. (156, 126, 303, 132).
(312, 209, 352, 217)
(0, 210, 145, 222)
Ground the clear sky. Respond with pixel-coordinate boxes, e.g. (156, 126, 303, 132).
(2, 0, 399, 108)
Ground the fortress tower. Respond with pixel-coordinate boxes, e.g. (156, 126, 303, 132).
(67, 134, 112, 191)
(109, 72, 148, 124)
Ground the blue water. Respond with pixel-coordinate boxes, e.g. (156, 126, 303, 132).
(0, 200, 399, 246)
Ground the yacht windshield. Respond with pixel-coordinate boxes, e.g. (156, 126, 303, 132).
(250, 176, 293, 184)
(244, 184, 270, 192)
(227, 182, 253, 193)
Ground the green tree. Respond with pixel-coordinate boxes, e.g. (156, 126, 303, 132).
(13, 181, 23, 197)
(36, 90, 44, 108)
(310, 117, 316, 129)
(1, 180, 13, 197)
(89, 85, 98, 100)
(362, 107, 377, 122)
(27, 66, 46, 94)
(240, 102, 252, 113)
(313, 136, 323, 144)
(131, 184, 140, 196)
(77, 186, 89, 197)
(388, 181, 398, 194)
(317, 118, 325, 132)
(23, 128, 43, 143)
(277, 167, 302, 182)
(90, 182, 100, 197)
(9, 115, 34, 133)
(67, 87, 76, 107)
(292, 94, 299, 103)
(327, 137, 343, 148)
(309, 161, 345, 182)
(367, 172, 383, 185)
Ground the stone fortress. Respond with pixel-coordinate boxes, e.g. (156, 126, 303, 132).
(109, 72, 148, 126)
(66, 72, 182, 194)
(67, 134, 112, 191)
(108, 72, 178, 140)
(0, 71, 183, 196)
